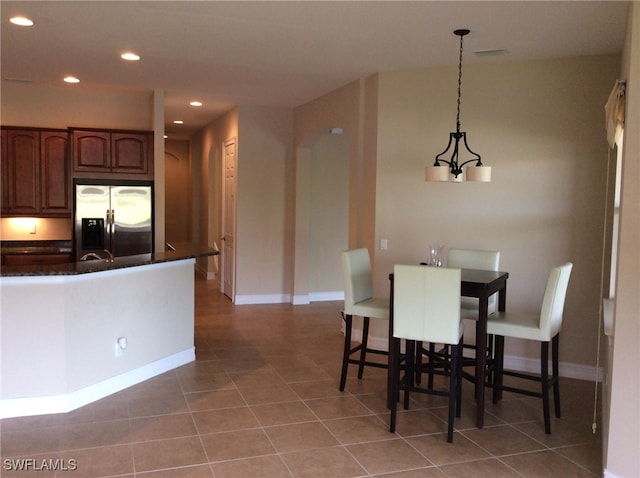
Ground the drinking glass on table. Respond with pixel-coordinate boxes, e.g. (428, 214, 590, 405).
(428, 245, 443, 267)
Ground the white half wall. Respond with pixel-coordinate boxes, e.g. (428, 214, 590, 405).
(0, 259, 196, 418)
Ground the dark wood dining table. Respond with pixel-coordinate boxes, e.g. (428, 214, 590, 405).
(387, 268, 509, 428)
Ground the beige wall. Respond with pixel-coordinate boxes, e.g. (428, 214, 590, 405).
(309, 132, 350, 296)
(190, 104, 295, 299)
(165, 139, 192, 244)
(0, 217, 71, 240)
(605, 3, 640, 477)
(372, 55, 619, 370)
(292, 78, 379, 303)
(235, 105, 293, 301)
(190, 108, 238, 279)
(0, 83, 153, 130)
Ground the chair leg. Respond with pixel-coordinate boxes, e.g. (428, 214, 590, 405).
(415, 341, 423, 385)
(552, 334, 561, 419)
(486, 334, 495, 389)
(492, 336, 504, 404)
(389, 337, 401, 433)
(428, 342, 436, 389)
(339, 313, 353, 392)
(455, 339, 463, 418)
(541, 341, 551, 434)
(404, 340, 415, 410)
(447, 341, 460, 443)
(357, 317, 370, 379)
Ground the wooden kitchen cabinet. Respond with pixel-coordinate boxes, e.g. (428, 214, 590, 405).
(3, 253, 71, 266)
(71, 130, 110, 171)
(1, 128, 70, 217)
(41, 131, 71, 215)
(71, 128, 153, 179)
(5, 129, 39, 215)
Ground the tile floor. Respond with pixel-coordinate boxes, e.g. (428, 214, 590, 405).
(1, 276, 603, 477)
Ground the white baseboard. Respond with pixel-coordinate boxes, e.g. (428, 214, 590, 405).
(309, 291, 344, 302)
(237, 291, 342, 305)
(350, 332, 602, 383)
(293, 295, 310, 305)
(195, 262, 215, 281)
(293, 291, 345, 305)
(0, 348, 195, 419)
(234, 294, 292, 305)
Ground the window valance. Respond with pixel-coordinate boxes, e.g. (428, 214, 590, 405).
(605, 80, 626, 148)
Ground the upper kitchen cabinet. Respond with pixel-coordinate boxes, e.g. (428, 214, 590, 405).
(1, 128, 71, 217)
(71, 128, 153, 180)
(41, 131, 71, 215)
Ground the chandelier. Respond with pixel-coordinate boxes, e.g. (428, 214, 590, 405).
(425, 29, 491, 182)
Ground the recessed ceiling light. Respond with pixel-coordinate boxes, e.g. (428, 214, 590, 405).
(190, 101, 203, 107)
(173, 120, 184, 125)
(10, 16, 34, 26)
(64, 76, 80, 83)
(121, 52, 140, 61)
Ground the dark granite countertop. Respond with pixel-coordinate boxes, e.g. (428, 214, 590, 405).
(0, 242, 218, 277)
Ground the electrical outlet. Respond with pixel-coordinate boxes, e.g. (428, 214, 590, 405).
(115, 337, 127, 357)
(380, 239, 388, 250)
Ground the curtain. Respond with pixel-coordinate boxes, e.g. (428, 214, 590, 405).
(605, 80, 626, 148)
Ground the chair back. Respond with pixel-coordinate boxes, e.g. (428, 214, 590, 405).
(538, 263, 573, 340)
(341, 248, 374, 314)
(393, 265, 462, 345)
(447, 248, 500, 312)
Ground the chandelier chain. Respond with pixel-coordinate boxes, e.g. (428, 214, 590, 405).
(456, 33, 464, 133)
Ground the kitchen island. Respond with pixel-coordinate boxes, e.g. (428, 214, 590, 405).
(0, 244, 218, 418)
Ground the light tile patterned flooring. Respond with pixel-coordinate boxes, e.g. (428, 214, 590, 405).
(0, 276, 602, 477)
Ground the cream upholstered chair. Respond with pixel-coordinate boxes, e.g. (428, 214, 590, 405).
(447, 248, 500, 319)
(390, 265, 463, 443)
(417, 248, 500, 387)
(339, 248, 390, 391)
(488, 262, 573, 434)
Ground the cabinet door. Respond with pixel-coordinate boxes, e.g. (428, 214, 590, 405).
(4, 253, 71, 266)
(6, 129, 40, 214)
(72, 130, 111, 172)
(40, 131, 71, 216)
(111, 133, 151, 174)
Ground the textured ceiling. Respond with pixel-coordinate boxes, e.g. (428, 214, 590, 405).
(1, 1, 630, 137)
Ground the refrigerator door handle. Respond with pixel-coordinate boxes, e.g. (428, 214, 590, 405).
(106, 209, 111, 245)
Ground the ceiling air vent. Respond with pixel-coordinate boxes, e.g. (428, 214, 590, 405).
(474, 49, 508, 57)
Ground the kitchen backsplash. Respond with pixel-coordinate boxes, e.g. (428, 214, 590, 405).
(0, 218, 72, 241)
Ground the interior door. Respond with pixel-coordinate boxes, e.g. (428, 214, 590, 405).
(222, 138, 237, 299)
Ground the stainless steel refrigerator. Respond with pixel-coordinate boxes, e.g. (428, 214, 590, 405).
(74, 181, 153, 261)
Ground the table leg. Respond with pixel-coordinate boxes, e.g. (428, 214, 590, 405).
(387, 275, 395, 409)
(496, 284, 507, 401)
(475, 295, 489, 428)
